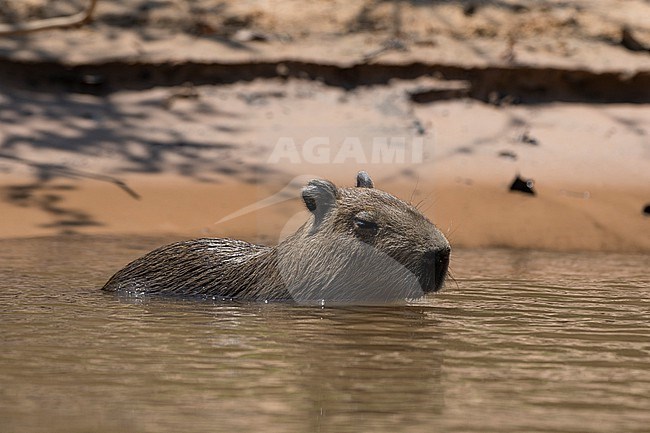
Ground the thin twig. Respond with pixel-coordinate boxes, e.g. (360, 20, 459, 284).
(0, 0, 98, 36)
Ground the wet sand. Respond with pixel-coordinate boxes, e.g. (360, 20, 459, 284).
(2, 171, 648, 252)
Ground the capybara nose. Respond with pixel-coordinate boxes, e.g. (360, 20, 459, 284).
(422, 247, 450, 293)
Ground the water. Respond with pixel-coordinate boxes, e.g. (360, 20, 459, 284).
(1, 235, 648, 433)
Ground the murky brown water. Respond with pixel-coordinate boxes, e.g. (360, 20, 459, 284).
(1, 235, 648, 433)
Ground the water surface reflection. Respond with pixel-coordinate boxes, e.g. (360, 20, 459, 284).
(0, 236, 648, 433)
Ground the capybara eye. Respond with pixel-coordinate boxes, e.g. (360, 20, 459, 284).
(353, 211, 378, 233)
(354, 218, 378, 233)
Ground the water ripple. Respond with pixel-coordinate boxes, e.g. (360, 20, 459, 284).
(0, 237, 648, 433)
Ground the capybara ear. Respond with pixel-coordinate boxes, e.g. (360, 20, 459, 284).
(302, 179, 338, 225)
(356, 171, 374, 188)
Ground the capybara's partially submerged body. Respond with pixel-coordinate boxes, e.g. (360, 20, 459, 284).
(102, 172, 450, 303)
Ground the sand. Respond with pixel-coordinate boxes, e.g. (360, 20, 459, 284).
(0, 0, 649, 252)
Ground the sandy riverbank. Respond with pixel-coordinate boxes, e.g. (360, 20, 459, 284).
(3, 173, 649, 252)
(1, 80, 648, 252)
(0, 1, 649, 251)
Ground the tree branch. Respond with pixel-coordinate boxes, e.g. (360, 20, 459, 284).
(0, 0, 98, 36)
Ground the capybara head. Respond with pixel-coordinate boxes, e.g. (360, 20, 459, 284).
(275, 171, 450, 303)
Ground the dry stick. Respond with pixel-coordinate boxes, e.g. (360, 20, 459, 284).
(0, 0, 98, 36)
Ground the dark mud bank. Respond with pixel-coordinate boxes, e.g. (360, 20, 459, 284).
(2, 57, 649, 104)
